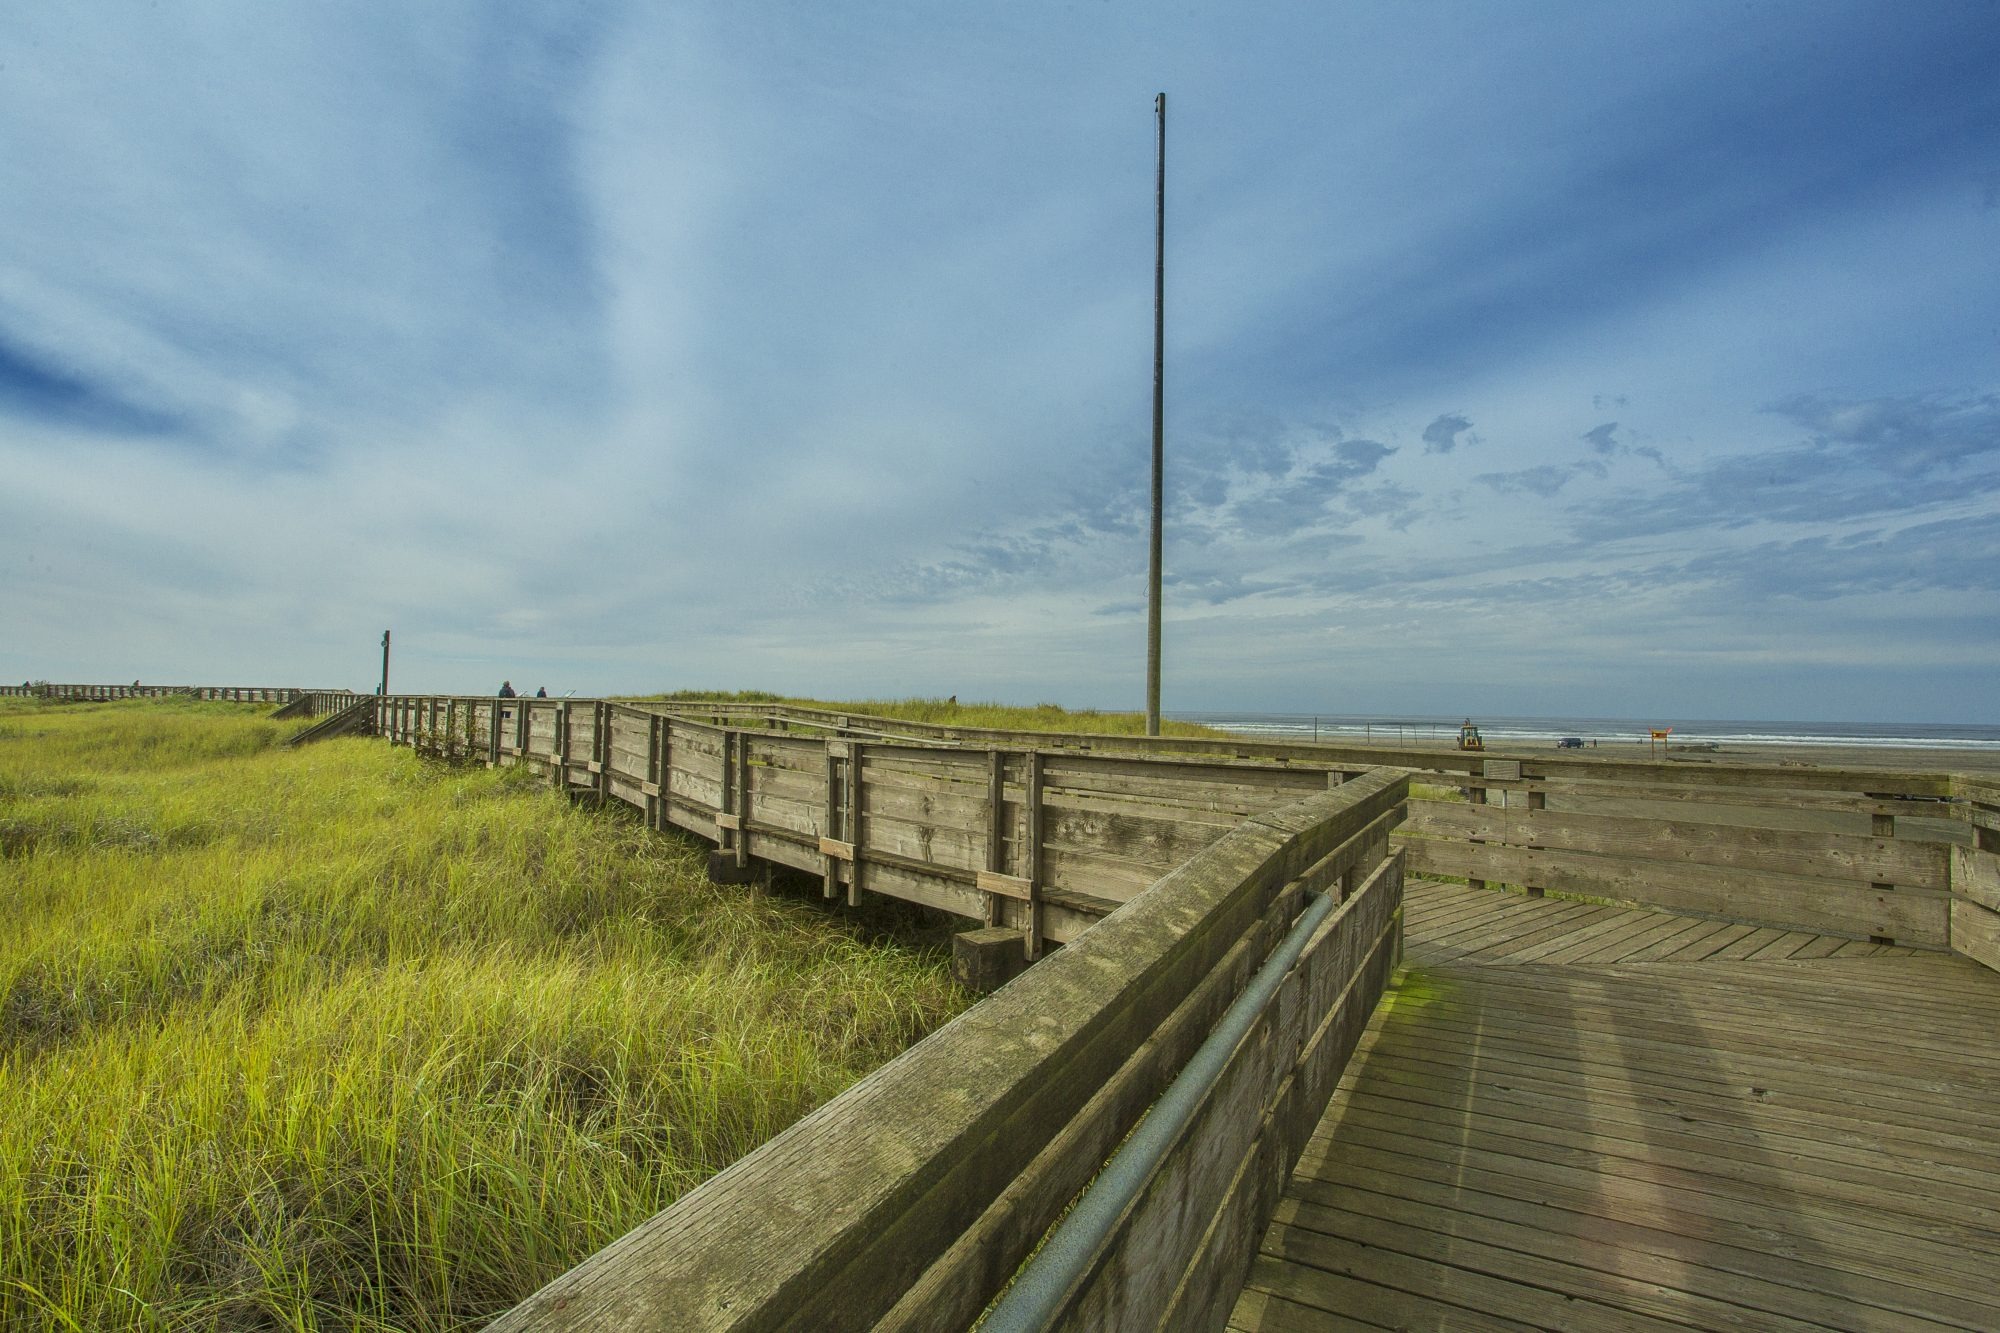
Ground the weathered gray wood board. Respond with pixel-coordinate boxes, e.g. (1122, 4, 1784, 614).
(1949, 778, 2000, 973)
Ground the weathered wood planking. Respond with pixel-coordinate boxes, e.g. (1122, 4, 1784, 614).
(489, 773, 1410, 1332)
(1236, 886, 2000, 1333)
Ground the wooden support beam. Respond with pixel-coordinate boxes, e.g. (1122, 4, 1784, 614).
(976, 870, 1034, 902)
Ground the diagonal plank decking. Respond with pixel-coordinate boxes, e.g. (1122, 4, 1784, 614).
(1231, 879, 2000, 1331)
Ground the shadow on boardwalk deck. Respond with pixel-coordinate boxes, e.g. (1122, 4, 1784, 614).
(1232, 880, 2000, 1331)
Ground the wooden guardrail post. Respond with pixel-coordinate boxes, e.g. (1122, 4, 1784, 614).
(1025, 750, 1046, 961)
(554, 702, 570, 789)
(1466, 780, 1488, 892)
(845, 739, 865, 906)
(984, 750, 1007, 927)
(594, 701, 612, 803)
(1524, 781, 1547, 898)
(644, 714, 663, 832)
(1871, 807, 1897, 900)
(821, 742, 842, 899)
(734, 729, 750, 871)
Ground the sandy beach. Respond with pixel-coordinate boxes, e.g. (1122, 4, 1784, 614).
(1379, 734, 2000, 775)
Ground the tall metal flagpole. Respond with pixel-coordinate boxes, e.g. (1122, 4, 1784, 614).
(1146, 92, 1166, 737)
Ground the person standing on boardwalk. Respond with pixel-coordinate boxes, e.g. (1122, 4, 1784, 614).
(534, 686, 547, 698)
(498, 681, 516, 698)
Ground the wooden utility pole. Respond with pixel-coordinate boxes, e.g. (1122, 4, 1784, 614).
(1146, 92, 1166, 737)
(380, 629, 391, 697)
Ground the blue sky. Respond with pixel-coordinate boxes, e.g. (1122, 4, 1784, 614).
(3, 2, 1997, 722)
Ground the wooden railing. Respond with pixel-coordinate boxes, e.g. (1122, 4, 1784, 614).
(489, 773, 1407, 1331)
(1396, 759, 1962, 949)
(369, 695, 1975, 953)
(0, 683, 336, 702)
(647, 702, 1968, 951)
(1951, 776, 2000, 974)
(377, 694, 1376, 948)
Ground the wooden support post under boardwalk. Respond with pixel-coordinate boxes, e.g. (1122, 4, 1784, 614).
(953, 926, 1030, 993)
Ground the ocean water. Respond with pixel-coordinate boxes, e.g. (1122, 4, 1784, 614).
(1173, 711, 2000, 752)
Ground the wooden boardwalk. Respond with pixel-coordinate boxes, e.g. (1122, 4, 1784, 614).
(1232, 881, 2000, 1331)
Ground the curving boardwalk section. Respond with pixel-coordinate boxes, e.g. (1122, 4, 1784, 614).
(1233, 880, 2000, 1331)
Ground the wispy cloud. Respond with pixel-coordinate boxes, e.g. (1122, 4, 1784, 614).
(2, 3, 1997, 719)
(1422, 414, 1476, 454)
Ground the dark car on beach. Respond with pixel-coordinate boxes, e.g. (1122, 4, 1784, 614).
(1556, 736, 1585, 749)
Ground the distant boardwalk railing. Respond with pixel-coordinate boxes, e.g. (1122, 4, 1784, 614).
(0, 683, 339, 702)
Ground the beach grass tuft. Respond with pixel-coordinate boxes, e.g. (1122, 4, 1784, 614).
(0, 697, 967, 1330)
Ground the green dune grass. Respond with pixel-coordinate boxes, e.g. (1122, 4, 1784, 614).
(0, 697, 967, 1331)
